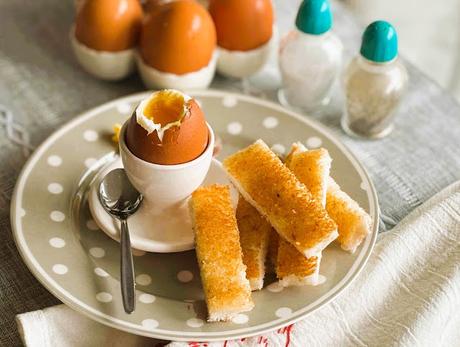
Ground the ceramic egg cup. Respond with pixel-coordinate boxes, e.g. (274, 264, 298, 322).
(135, 51, 218, 90)
(70, 28, 136, 81)
(88, 121, 235, 253)
(216, 25, 278, 79)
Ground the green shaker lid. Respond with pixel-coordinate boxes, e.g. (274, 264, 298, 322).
(360, 21, 398, 62)
(295, 0, 332, 35)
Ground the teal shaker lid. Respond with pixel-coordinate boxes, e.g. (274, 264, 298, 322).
(360, 21, 398, 62)
(295, 0, 332, 35)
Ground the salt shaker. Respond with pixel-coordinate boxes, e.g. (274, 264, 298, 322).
(342, 21, 408, 139)
(278, 0, 343, 114)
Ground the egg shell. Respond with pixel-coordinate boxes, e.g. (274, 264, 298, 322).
(70, 28, 136, 80)
(136, 51, 218, 89)
(126, 99, 209, 165)
(74, 0, 143, 52)
(139, 0, 216, 75)
(209, 0, 274, 51)
(216, 25, 278, 79)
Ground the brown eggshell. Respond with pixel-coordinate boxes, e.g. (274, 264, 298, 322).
(126, 99, 209, 165)
(139, 0, 216, 74)
(75, 0, 143, 52)
(209, 0, 273, 51)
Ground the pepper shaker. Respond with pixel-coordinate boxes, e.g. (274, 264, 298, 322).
(342, 21, 408, 139)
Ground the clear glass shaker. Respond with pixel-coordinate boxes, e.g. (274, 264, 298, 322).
(342, 21, 408, 139)
(278, 0, 343, 115)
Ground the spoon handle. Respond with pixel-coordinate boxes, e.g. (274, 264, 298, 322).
(120, 218, 135, 314)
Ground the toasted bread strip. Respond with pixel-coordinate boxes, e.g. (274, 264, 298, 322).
(326, 178, 372, 253)
(285, 143, 331, 206)
(236, 196, 271, 290)
(223, 140, 338, 258)
(276, 143, 332, 286)
(277, 239, 322, 286)
(190, 185, 254, 322)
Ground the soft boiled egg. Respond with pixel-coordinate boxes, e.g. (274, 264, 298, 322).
(71, 0, 143, 80)
(137, 0, 217, 89)
(125, 89, 209, 165)
(209, 0, 275, 78)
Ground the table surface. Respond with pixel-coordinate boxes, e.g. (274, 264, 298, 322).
(1, 0, 460, 345)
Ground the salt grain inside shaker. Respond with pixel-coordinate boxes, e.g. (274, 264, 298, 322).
(342, 21, 408, 139)
(278, 0, 343, 115)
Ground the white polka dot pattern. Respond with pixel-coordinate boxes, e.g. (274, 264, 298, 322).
(47, 155, 62, 167)
(306, 136, 322, 148)
(267, 282, 284, 293)
(271, 144, 286, 156)
(222, 95, 237, 107)
(136, 274, 152, 286)
(139, 293, 156, 304)
(142, 319, 159, 329)
(231, 314, 249, 324)
(50, 211, 65, 222)
(84, 158, 97, 169)
(52, 264, 68, 275)
(275, 307, 292, 318)
(117, 103, 132, 114)
(83, 130, 98, 142)
(263, 117, 279, 129)
(49, 237, 65, 248)
(47, 183, 63, 194)
(89, 247, 105, 258)
(186, 318, 204, 328)
(96, 292, 112, 303)
(94, 267, 109, 277)
(177, 270, 193, 283)
(227, 122, 242, 135)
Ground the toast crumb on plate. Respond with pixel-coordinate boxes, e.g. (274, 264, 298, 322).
(326, 178, 372, 253)
(236, 196, 271, 291)
(223, 140, 338, 258)
(276, 143, 332, 286)
(190, 184, 254, 322)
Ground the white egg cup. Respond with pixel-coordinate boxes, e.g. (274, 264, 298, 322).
(69, 28, 136, 81)
(135, 50, 218, 89)
(88, 121, 237, 253)
(119, 121, 214, 209)
(216, 25, 278, 79)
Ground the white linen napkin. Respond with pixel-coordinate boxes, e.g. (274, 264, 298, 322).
(17, 181, 460, 347)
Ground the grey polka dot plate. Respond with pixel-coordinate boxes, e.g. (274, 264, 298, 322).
(10, 90, 379, 342)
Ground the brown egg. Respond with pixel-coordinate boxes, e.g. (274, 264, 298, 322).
(75, 0, 143, 52)
(126, 90, 209, 165)
(209, 0, 274, 51)
(139, 0, 216, 75)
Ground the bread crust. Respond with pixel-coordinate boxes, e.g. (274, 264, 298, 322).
(236, 196, 271, 291)
(190, 185, 254, 322)
(326, 178, 372, 253)
(223, 140, 338, 258)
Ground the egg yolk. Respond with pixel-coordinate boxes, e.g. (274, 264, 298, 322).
(143, 90, 188, 127)
(209, 0, 274, 52)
